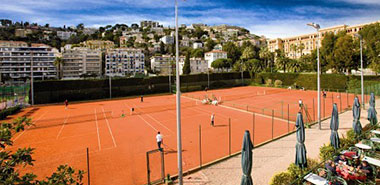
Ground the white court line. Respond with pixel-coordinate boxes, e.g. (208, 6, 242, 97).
(13, 111, 48, 142)
(102, 107, 117, 148)
(132, 103, 174, 134)
(94, 109, 101, 151)
(124, 103, 158, 132)
(56, 114, 70, 139)
(183, 95, 295, 124)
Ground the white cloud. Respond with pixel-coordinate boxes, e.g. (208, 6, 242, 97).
(0, 4, 35, 14)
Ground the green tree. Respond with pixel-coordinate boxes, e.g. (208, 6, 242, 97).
(0, 117, 84, 184)
(245, 59, 264, 78)
(182, 52, 191, 75)
(320, 32, 338, 73)
(223, 41, 241, 64)
(275, 49, 288, 72)
(211, 58, 227, 72)
(54, 57, 64, 79)
(160, 41, 166, 54)
(333, 34, 357, 73)
(240, 46, 255, 62)
(360, 23, 380, 73)
(259, 47, 274, 71)
(191, 48, 204, 58)
(204, 39, 216, 52)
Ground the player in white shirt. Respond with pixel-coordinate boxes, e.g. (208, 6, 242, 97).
(156, 131, 163, 152)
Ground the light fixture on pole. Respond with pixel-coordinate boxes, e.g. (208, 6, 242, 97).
(175, 0, 183, 184)
(31, 50, 34, 106)
(307, 22, 321, 130)
(354, 33, 364, 109)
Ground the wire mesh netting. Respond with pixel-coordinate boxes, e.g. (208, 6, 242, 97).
(0, 83, 30, 111)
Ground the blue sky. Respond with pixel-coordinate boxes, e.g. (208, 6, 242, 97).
(1, 0, 380, 38)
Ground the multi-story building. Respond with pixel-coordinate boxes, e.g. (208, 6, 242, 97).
(81, 40, 115, 50)
(0, 41, 57, 81)
(267, 20, 380, 59)
(204, 50, 228, 69)
(193, 42, 203, 49)
(57, 31, 77, 40)
(15, 29, 33, 38)
(150, 55, 208, 75)
(140, 20, 161, 28)
(160, 36, 174, 45)
(62, 48, 102, 79)
(105, 48, 144, 77)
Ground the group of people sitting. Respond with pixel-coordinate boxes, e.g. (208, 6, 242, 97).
(201, 95, 220, 106)
(321, 154, 375, 183)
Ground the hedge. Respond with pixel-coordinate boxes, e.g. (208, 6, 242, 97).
(0, 106, 21, 120)
(33, 72, 251, 104)
(255, 73, 348, 91)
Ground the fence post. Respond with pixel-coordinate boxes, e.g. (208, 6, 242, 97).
(332, 93, 334, 105)
(339, 92, 342, 112)
(229, 118, 231, 156)
(246, 105, 248, 112)
(288, 104, 290, 132)
(313, 98, 315, 121)
(199, 125, 202, 168)
(252, 113, 255, 146)
(282, 101, 284, 118)
(87, 147, 90, 185)
(272, 109, 274, 139)
(346, 90, 349, 108)
(323, 96, 326, 118)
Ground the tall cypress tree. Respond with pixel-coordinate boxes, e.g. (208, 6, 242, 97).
(183, 51, 191, 75)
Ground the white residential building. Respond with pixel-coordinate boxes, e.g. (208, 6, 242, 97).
(57, 31, 77, 40)
(204, 50, 228, 69)
(0, 41, 57, 81)
(140, 20, 160, 28)
(150, 55, 207, 75)
(160, 36, 174, 44)
(105, 48, 145, 77)
(193, 42, 203, 49)
(62, 48, 102, 79)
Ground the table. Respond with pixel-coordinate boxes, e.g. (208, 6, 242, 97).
(304, 173, 328, 185)
(355, 143, 372, 150)
(363, 156, 380, 167)
(371, 130, 380, 135)
(370, 137, 380, 143)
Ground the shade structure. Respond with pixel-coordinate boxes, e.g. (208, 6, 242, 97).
(368, 93, 377, 126)
(353, 97, 362, 135)
(240, 130, 253, 185)
(330, 103, 340, 149)
(295, 112, 307, 168)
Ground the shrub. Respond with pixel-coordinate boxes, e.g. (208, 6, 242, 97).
(274, 80, 283, 87)
(287, 158, 320, 180)
(269, 172, 293, 185)
(319, 144, 335, 161)
(266, 79, 273, 87)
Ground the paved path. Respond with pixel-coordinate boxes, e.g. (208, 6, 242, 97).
(174, 100, 378, 185)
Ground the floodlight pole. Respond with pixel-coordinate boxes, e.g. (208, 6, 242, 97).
(307, 23, 321, 130)
(175, 0, 183, 184)
(207, 68, 210, 88)
(354, 33, 364, 109)
(109, 63, 112, 99)
(169, 62, 172, 93)
(360, 37, 364, 109)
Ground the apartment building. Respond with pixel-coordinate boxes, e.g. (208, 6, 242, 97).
(160, 36, 174, 45)
(81, 40, 115, 50)
(105, 48, 145, 77)
(57, 31, 77, 40)
(204, 50, 228, 69)
(267, 20, 380, 59)
(15, 29, 33, 38)
(140, 20, 161, 28)
(150, 55, 207, 75)
(62, 48, 102, 79)
(0, 41, 57, 81)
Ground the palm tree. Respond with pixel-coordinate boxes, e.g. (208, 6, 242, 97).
(275, 49, 287, 72)
(290, 44, 297, 59)
(54, 57, 64, 79)
(259, 47, 271, 69)
(297, 43, 305, 58)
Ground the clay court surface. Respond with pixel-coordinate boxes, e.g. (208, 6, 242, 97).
(3, 86, 360, 185)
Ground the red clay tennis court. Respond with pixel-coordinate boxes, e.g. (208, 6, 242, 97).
(4, 86, 361, 185)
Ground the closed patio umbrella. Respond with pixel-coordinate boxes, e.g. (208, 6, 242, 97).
(240, 130, 253, 185)
(330, 103, 340, 149)
(353, 97, 362, 135)
(368, 93, 377, 126)
(295, 112, 307, 168)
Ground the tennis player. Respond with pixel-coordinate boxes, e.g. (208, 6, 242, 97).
(64, 99, 68, 110)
